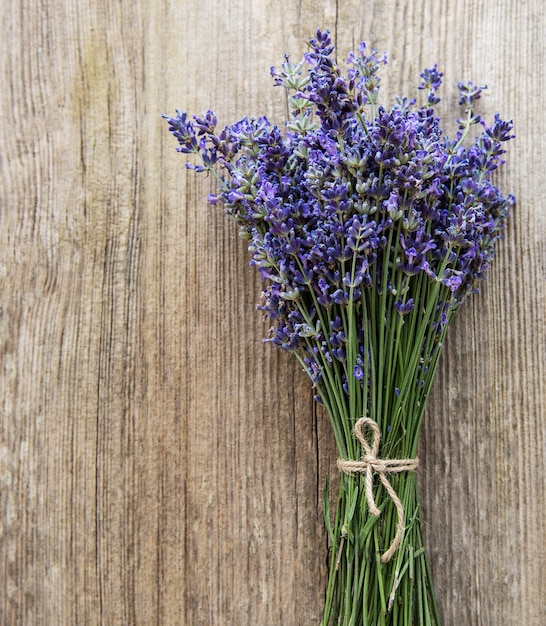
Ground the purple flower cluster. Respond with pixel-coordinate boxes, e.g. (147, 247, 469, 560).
(165, 30, 514, 396)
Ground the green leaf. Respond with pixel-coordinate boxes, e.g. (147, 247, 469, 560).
(323, 475, 335, 544)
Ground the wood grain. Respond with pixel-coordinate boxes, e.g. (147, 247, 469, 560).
(1, 0, 544, 624)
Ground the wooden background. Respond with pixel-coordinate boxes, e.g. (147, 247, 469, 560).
(1, 1, 544, 624)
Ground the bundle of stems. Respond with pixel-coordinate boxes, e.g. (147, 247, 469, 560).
(164, 29, 514, 625)
(317, 261, 454, 625)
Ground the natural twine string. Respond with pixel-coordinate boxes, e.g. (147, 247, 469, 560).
(336, 417, 419, 563)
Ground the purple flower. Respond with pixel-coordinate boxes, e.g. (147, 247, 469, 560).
(165, 31, 514, 384)
(458, 81, 487, 107)
(419, 64, 443, 105)
(394, 298, 415, 316)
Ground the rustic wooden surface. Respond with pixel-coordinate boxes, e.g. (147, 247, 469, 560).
(1, 1, 544, 624)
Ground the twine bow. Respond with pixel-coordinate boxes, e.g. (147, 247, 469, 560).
(337, 417, 419, 563)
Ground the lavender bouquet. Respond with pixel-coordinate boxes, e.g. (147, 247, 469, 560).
(165, 30, 514, 625)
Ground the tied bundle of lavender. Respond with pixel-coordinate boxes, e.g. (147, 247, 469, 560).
(165, 30, 514, 625)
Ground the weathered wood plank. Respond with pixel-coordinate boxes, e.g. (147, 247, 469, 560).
(1, 0, 544, 624)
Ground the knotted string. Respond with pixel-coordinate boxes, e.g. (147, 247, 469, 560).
(336, 417, 419, 563)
